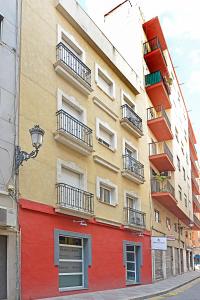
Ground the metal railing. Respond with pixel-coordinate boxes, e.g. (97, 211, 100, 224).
(124, 207, 146, 227)
(149, 141, 173, 164)
(145, 71, 171, 95)
(122, 154, 144, 181)
(147, 105, 171, 129)
(151, 179, 175, 198)
(56, 42, 91, 86)
(121, 104, 143, 133)
(143, 37, 161, 54)
(56, 183, 94, 214)
(192, 175, 200, 194)
(56, 109, 93, 147)
(143, 37, 167, 65)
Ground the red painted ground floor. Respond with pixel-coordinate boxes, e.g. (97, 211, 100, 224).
(19, 199, 152, 300)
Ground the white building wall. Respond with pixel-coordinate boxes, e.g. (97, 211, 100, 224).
(0, 0, 20, 299)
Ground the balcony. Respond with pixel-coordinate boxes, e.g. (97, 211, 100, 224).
(121, 155, 145, 184)
(54, 109, 93, 156)
(190, 139, 198, 161)
(193, 214, 200, 230)
(147, 105, 173, 141)
(120, 104, 143, 138)
(145, 71, 171, 109)
(193, 194, 200, 213)
(143, 37, 168, 76)
(192, 176, 200, 195)
(124, 207, 146, 229)
(56, 183, 94, 217)
(191, 159, 199, 178)
(149, 142, 175, 171)
(151, 179, 177, 210)
(54, 42, 93, 96)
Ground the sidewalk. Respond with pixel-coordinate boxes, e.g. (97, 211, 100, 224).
(40, 271, 200, 300)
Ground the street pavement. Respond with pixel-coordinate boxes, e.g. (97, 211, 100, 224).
(150, 277, 200, 300)
(39, 271, 200, 300)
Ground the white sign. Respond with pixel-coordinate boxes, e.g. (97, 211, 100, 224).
(151, 236, 167, 250)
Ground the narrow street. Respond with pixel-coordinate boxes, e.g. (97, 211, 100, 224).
(150, 278, 200, 300)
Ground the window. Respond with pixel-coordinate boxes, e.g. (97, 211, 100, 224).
(184, 193, 187, 207)
(100, 185, 111, 204)
(177, 156, 180, 171)
(96, 118, 117, 151)
(166, 217, 171, 230)
(154, 210, 160, 223)
(95, 64, 115, 99)
(96, 177, 118, 206)
(178, 185, 182, 201)
(183, 167, 186, 181)
(121, 90, 136, 110)
(54, 230, 91, 291)
(186, 153, 189, 165)
(174, 223, 177, 232)
(61, 167, 82, 189)
(57, 25, 85, 61)
(0, 14, 3, 40)
(175, 127, 179, 143)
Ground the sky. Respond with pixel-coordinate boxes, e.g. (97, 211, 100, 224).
(78, 0, 200, 152)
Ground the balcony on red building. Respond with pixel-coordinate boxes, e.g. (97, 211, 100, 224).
(193, 194, 200, 213)
(193, 214, 200, 230)
(190, 139, 198, 161)
(192, 175, 200, 195)
(151, 178, 177, 211)
(147, 105, 173, 141)
(145, 71, 171, 109)
(149, 141, 175, 172)
(151, 179, 193, 226)
(143, 37, 168, 76)
(191, 158, 199, 178)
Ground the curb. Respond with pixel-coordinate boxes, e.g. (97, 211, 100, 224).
(130, 274, 200, 300)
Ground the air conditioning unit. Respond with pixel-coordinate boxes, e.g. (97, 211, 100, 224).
(0, 207, 16, 227)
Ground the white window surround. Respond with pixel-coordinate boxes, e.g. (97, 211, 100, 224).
(96, 177, 118, 206)
(121, 90, 136, 111)
(95, 63, 115, 99)
(123, 139, 138, 159)
(57, 89, 86, 123)
(57, 24, 86, 62)
(96, 118, 117, 151)
(124, 191, 140, 210)
(57, 159, 87, 190)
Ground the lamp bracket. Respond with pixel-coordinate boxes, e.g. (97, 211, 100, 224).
(15, 146, 39, 174)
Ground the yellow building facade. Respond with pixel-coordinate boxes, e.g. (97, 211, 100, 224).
(17, 1, 200, 299)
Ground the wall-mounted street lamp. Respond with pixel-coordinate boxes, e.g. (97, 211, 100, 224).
(15, 125, 45, 173)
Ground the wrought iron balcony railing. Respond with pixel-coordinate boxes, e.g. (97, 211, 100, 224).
(124, 207, 146, 228)
(151, 179, 175, 198)
(56, 109, 93, 147)
(121, 104, 143, 133)
(56, 183, 94, 214)
(147, 105, 171, 129)
(56, 42, 91, 86)
(145, 71, 171, 95)
(149, 141, 173, 164)
(122, 154, 144, 181)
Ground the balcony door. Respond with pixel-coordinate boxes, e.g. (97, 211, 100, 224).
(125, 146, 138, 173)
(126, 195, 141, 226)
(61, 167, 83, 210)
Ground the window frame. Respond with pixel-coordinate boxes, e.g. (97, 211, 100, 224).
(54, 229, 92, 291)
(57, 25, 85, 62)
(96, 118, 117, 151)
(96, 177, 118, 206)
(95, 63, 115, 99)
(154, 209, 160, 223)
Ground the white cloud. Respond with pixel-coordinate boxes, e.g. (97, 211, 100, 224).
(186, 70, 200, 94)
